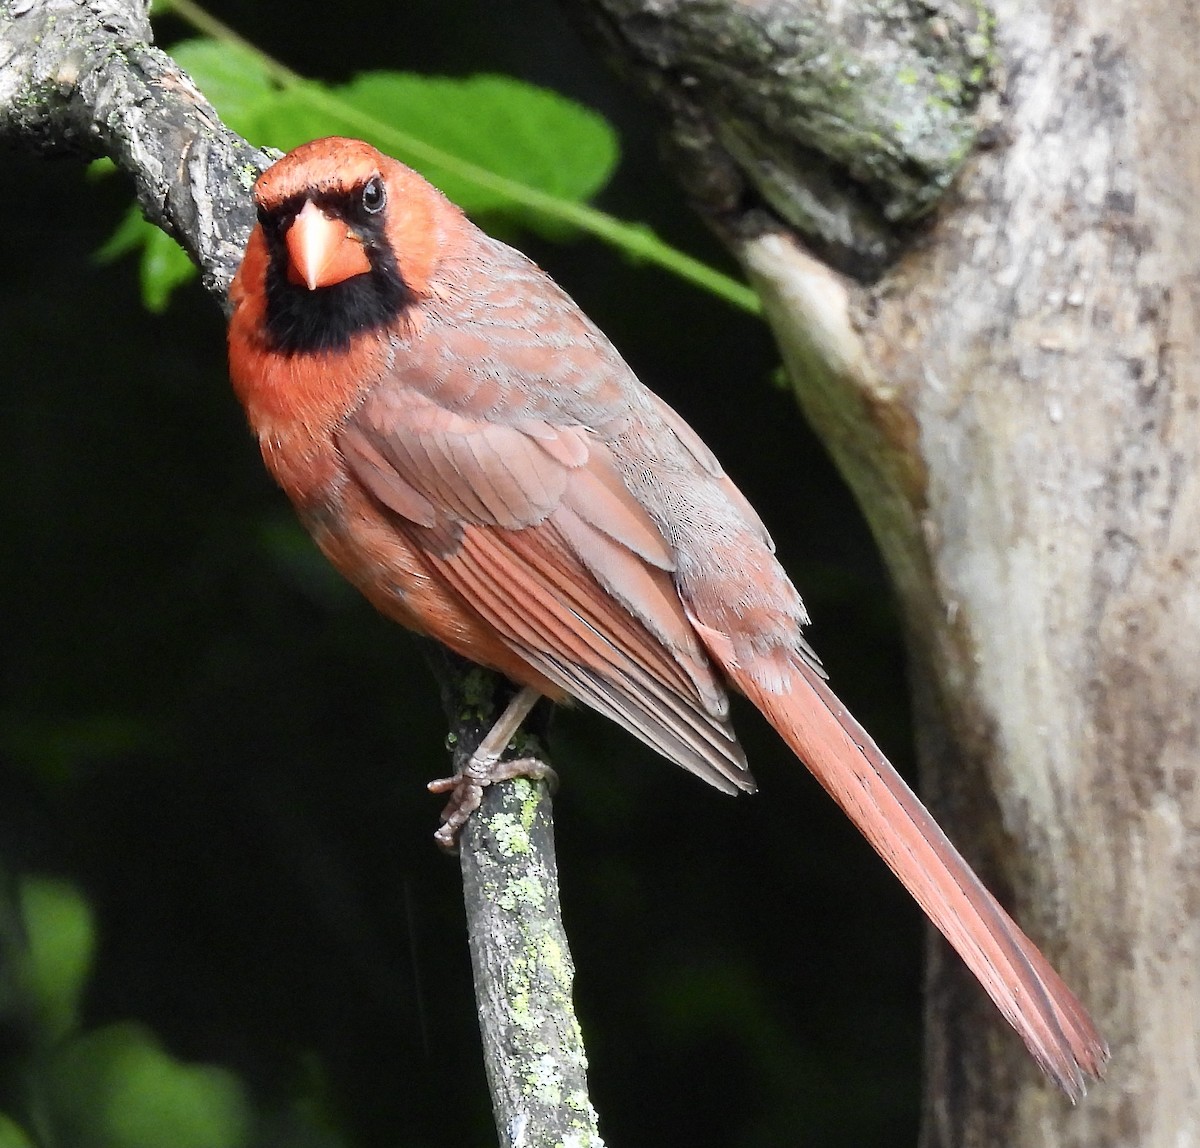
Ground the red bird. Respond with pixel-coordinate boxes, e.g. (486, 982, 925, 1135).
(228, 137, 1108, 1096)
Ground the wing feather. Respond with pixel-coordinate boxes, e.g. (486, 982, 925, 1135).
(463, 430, 531, 525)
(561, 457, 675, 570)
(339, 423, 437, 526)
(336, 390, 751, 792)
(649, 391, 775, 552)
(430, 521, 749, 790)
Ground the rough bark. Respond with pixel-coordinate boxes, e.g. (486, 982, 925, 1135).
(0, 0, 262, 303)
(570, 0, 1199, 1144)
(570, 0, 996, 273)
(883, 6, 1199, 1141)
(428, 648, 603, 1148)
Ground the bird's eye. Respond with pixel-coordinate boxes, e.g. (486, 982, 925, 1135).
(361, 176, 386, 215)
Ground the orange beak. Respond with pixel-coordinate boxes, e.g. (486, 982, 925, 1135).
(285, 200, 372, 290)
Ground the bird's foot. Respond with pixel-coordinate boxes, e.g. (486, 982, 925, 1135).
(429, 754, 557, 850)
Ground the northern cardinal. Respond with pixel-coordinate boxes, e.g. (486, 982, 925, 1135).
(227, 137, 1108, 1096)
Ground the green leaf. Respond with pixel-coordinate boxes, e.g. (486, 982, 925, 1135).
(174, 37, 619, 227)
(319, 73, 617, 216)
(138, 224, 197, 312)
(101, 49, 620, 306)
(96, 205, 197, 312)
(94, 205, 150, 264)
(104, 30, 756, 313)
(0, 1113, 36, 1148)
(170, 38, 274, 132)
(47, 1024, 251, 1148)
(19, 877, 95, 1043)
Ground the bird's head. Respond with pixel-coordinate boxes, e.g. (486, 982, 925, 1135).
(247, 137, 448, 354)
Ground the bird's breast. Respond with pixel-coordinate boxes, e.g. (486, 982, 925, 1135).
(230, 321, 397, 502)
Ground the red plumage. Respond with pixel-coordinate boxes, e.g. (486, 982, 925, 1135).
(228, 137, 1108, 1096)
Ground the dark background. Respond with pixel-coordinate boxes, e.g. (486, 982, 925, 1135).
(2, 1, 925, 1143)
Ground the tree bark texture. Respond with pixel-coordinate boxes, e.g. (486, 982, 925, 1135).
(889, 6, 1199, 1141)
(571, 0, 995, 275)
(571, 0, 1199, 1145)
(0, 0, 262, 302)
(428, 648, 603, 1148)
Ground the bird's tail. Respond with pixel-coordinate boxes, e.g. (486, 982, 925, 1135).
(724, 646, 1109, 1098)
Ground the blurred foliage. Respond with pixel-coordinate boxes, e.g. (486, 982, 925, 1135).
(1, 0, 924, 1145)
(43, 1023, 252, 1148)
(18, 877, 95, 1044)
(104, 10, 759, 314)
(0, 874, 341, 1147)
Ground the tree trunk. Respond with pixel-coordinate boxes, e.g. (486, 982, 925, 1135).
(888, 4, 1199, 1140)
(572, 0, 1200, 1143)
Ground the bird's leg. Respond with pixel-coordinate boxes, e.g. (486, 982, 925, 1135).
(429, 684, 556, 848)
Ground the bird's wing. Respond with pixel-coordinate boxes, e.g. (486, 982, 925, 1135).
(338, 385, 753, 793)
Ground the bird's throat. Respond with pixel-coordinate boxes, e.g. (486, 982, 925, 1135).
(262, 252, 412, 357)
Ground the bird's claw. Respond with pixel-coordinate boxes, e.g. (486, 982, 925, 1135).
(429, 755, 557, 850)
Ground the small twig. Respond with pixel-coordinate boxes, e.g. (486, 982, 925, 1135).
(461, 783, 604, 1148)
(422, 646, 603, 1148)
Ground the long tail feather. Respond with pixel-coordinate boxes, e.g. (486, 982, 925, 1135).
(731, 653, 1109, 1098)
